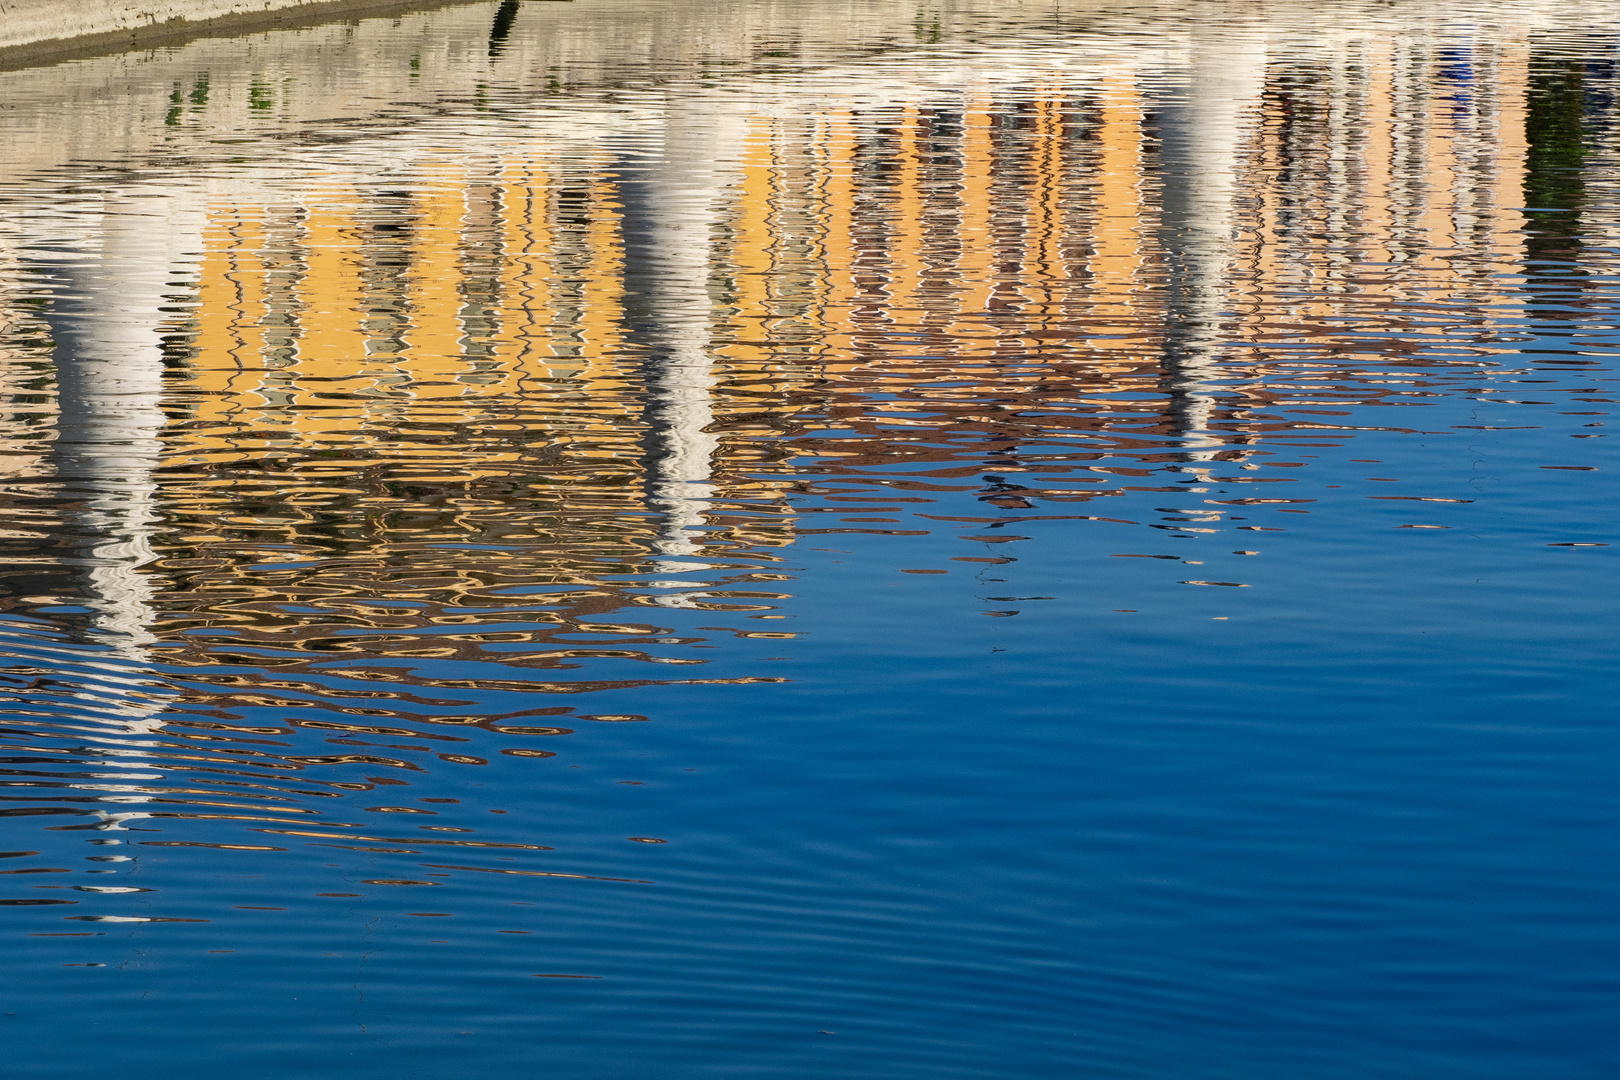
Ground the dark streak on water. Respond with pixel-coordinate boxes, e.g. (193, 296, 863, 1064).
(0, 1, 1616, 1076)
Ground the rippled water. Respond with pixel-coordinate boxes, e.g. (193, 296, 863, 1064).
(0, 1, 1616, 1075)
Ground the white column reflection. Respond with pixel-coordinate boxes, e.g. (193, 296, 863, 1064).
(36, 192, 201, 825)
(1151, 19, 1269, 461)
(631, 95, 749, 561)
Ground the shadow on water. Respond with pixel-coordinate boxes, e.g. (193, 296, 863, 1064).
(487, 0, 524, 58)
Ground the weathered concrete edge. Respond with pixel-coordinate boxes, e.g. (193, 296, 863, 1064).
(0, 0, 472, 73)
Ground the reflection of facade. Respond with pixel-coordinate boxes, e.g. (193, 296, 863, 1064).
(0, 0, 1612, 703)
(704, 25, 1546, 469)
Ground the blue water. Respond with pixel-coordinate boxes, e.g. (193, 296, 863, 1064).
(0, 1, 1615, 1076)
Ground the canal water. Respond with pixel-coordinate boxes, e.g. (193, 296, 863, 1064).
(0, 1, 1615, 1076)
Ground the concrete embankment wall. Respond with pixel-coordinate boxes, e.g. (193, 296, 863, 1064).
(0, 0, 450, 67)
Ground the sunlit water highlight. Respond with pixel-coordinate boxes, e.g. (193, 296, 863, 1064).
(0, 1, 1616, 1076)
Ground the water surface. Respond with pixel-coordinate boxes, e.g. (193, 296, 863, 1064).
(0, 1, 1616, 1076)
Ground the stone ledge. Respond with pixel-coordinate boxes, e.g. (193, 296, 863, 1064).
(0, 0, 466, 70)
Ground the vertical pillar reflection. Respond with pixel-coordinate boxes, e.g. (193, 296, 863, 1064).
(37, 193, 199, 744)
(1151, 18, 1269, 457)
(620, 95, 749, 557)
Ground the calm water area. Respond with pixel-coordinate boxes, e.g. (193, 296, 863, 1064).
(0, 0, 1616, 1075)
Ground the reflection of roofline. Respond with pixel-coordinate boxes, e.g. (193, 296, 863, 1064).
(3, 0, 1599, 188)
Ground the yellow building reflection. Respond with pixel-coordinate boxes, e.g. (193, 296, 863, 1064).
(0, 10, 1573, 708)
